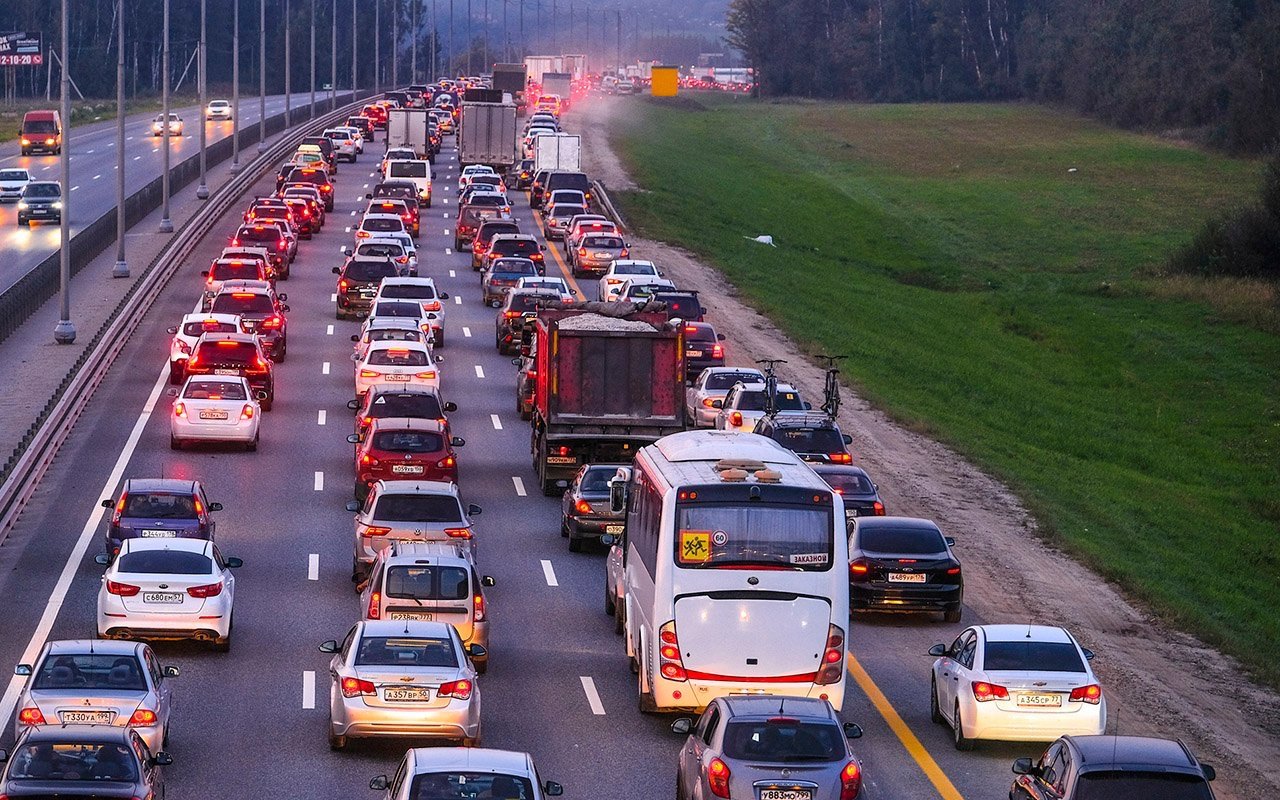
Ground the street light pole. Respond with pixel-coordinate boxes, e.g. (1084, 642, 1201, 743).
(374, 0, 380, 94)
(430, 0, 436, 80)
(112, 0, 128, 278)
(411, 0, 418, 83)
(284, 0, 292, 126)
(392, 0, 399, 86)
(310, 0, 316, 115)
(351, 0, 357, 102)
(467, 0, 473, 76)
(54, 0, 75, 344)
(330, 0, 337, 109)
(196, 0, 209, 199)
(159, 0, 174, 233)
(232, 0, 241, 172)
(258, 0, 267, 152)
(483, 0, 488, 69)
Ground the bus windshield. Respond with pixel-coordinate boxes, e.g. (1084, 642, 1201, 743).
(675, 503, 833, 570)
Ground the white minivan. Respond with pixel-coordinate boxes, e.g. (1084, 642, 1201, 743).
(382, 159, 433, 207)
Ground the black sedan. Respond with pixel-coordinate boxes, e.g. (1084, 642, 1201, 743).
(848, 516, 962, 622)
(560, 463, 626, 552)
(813, 464, 886, 520)
(0, 724, 171, 799)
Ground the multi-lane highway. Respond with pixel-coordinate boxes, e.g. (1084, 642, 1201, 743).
(0, 112, 1064, 799)
(0, 92, 337, 292)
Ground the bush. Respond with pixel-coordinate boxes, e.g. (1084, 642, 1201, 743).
(1172, 155, 1280, 279)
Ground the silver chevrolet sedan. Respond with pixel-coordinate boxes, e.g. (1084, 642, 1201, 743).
(321, 620, 484, 750)
(684, 367, 765, 427)
(13, 639, 179, 754)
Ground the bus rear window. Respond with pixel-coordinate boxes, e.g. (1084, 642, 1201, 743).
(676, 504, 833, 569)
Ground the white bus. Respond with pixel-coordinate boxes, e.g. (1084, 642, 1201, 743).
(609, 430, 849, 712)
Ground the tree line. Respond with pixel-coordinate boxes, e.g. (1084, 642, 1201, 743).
(726, 0, 1280, 153)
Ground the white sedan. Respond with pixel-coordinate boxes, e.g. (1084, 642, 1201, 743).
(351, 318, 430, 361)
(598, 259, 660, 301)
(355, 340, 441, 396)
(150, 113, 184, 136)
(515, 276, 574, 303)
(205, 100, 233, 120)
(95, 538, 242, 652)
(369, 747, 564, 799)
(928, 624, 1105, 750)
(169, 375, 261, 451)
(0, 167, 32, 202)
(321, 620, 483, 750)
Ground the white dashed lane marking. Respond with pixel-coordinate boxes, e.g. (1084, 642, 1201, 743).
(322, 361, 331, 375)
(512, 476, 526, 497)
(474, 365, 485, 379)
(490, 414, 502, 430)
(302, 671, 316, 708)
(317, 410, 327, 426)
(462, 327, 471, 338)
(580, 677, 606, 715)
(308, 554, 319, 580)
(541, 560, 558, 587)
(313, 472, 324, 491)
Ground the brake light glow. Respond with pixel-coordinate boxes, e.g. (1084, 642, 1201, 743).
(362, 526, 391, 537)
(437, 455, 456, 468)
(1069, 684, 1102, 704)
(367, 590, 381, 619)
(129, 708, 159, 726)
(438, 679, 473, 700)
(173, 402, 187, 418)
(873, 501, 885, 515)
(657, 621, 687, 681)
(575, 499, 592, 515)
(340, 677, 376, 697)
(816, 624, 846, 684)
(339, 280, 349, 290)
(18, 707, 46, 725)
(840, 760, 862, 800)
(849, 559, 870, 578)
(707, 757, 730, 798)
(729, 411, 743, 427)
(107, 581, 141, 597)
(240, 403, 255, 420)
(972, 681, 1010, 702)
(711, 344, 724, 358)
(360, 370, 380, 378)
(415, 371, 437, 380)
(444, 527, 472, 539)
(830, 452, 853, 464)
(187, 582, 223, 598)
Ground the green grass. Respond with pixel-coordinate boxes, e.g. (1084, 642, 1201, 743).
(608, 95, 1280, 686)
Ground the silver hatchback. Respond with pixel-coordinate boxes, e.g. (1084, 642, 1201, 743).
(672, 695, 865, 800)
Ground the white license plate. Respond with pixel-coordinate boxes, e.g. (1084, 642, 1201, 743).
(391, 465, 425, 474)
(214, 368, 239, 376)
(760, 790, 812, 800)
(143, 592, 184, 604)
(546, 456, 577, 465)
(605, 524, 624, 534)
(385, 374, 410, 381)
(888, 572, 926, 583)
(389, 611, 433, 621)
(198, 409, 230, 420)
(594, 252, 611, 259)
(141, 529, 177, 538)
(1017, 693, 1063, 707)
(59, 710, 113, 724)
(383, 687, 433, 702)
(687, 350, 703, 358)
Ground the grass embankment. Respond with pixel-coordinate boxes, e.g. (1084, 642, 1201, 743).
(609, 95, 1280, 686)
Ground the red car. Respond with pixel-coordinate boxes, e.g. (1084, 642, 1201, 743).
(348, 417, 464, 502)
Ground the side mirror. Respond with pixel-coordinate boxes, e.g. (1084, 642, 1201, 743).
(843, 722, 863, 739)
(332, 266, 341, 274)
(451, 436, 465, 447)
(365, 192, 373, 199)
(711, 399, 723, 409)
(1082, 648, 1095, 661)
(435, 354, 445, 363)
(1011, 757, 1035, 775)
(208, 502, 223, 512)
(345, 501, 360, 513)
(1203, 765, 1216, 782)
(481, 575, 495, 587)
(543, 782, 563, 797)
(491, 300, 501, 308)
(166, 388, 179, 398)
(467, 503, 482, 516)
(151, 752, 174, 767)
(540, 244, 547, 251)
(347, 434, 363, 444)
(670, 717, 694, 735)
(318, 640, 340, 653)
(225, 557, 244, 569)
(803, 401, 814, 410)
(94, 554, 111, 566)
(166, 326, 178, 335)
(278, 293, 288, 301)
(350, 334, 360, 343)
(512, 357, 522, 366)
(443, 401, 458, 412)
(101, 498, 115, 508)
(842, 434, 853, 445)
(164, 665, 181, 677)
(928, 643, 947, 657)
(944, 536, 956, 547)
(608, 468, 632, 513)
(281, 304, 291, 313)
(468, 643, 487, 660)
(347, 398, 360, 410)
(0, 748, 7, 763)
(199, 270, 209, 277)
(717, 333, 726, 341)
(14, 664, 31, 676)
(439, 291, 450, 299)
(369, 775, 390, 791)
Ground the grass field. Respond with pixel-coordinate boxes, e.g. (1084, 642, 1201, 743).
(608, 95, 1280, 685)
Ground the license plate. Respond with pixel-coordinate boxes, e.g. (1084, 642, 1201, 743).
(383, 687, 433, 702)
(594, 252, 611, 259)
(198, 409, 229, 420)
(391, 465, 424, 474)
(141, 529, 177, 538)
(687, 350, 703, 358)
(143, 592, 183, 604)
(888, 572, 926, 583)
(214, 368, 239, 376)
(60, 710, 114, 724)
(389, 611, 433, 621)
(546, 456, 577, 465)
(1017, 693, 1063, 707)
(760, 790, 812, 800)
(241, 321, 256, 330)
(605, 524, 624, 534)
(385, 374, 410, 381)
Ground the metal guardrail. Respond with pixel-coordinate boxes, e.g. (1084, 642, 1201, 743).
(0, 95, 374, 542)
(591, 179, 627, 234)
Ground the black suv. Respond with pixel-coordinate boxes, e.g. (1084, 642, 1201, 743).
(333, 257, 402, 319)
(753, 412, 854, 464)
(1011, 735, 1218, 799)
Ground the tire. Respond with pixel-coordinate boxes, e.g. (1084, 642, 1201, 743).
(944, 606, 962, 624)
(615, 602, 625, 635)
(637, 665, 658, 714)
(274, 343, 287, 363)
(953, 702, 975, 751)
(561, 517, 570, 538)
(18, 218, 28, 227)
(542, 480, 559, 497)
(930, 676, 945, 724)
(213, 620, 232, 653)
(454, 238, 465, 250)
(354, 481, 369, 504)
(245, 433, 259, 452)
(433, 330, 444, 347)
(328, 728, 347, 751)
(605, 579, 616, 615)
(169, 436, 182, 451)
(169, 365, 184, 385)
(568, 533, 584, 553)
(261, 394, 274, 412)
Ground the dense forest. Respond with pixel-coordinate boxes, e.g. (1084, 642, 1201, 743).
(726, 0, 1280, 153)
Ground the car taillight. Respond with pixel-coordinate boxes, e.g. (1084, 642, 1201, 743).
(840, 760, 862, 800)
(972, 681, 1010, 702)
(415, 371, 437, 380)
(830, 452, 852, 464)
(438, 679, 473, 700)
(111, 496, 126, 525)
(657, 621, 687, 681)
(1069, 684, 1102, 704)
(356, 230, 370, 238)
(578, 248, 587, 257)
(444, 527, 472, 539)
(525, 369, 537, 380)
(816, 624, 845, 684)
(362, 526, 391, 537)
(503, 311, 521, 318)
(107, 581, 141, 597)
(360, 454, 380, 467)
(322, 184, 332, 192)
(711, 344, 723, 358)
(173, 402, 187, 418)
(575, 499, 592, 515)
(367, 590, 381, 619)
(340, 677, 376, 697)
(359, 369, 380, 378)
(706, 757, 731, 798)
(437, 455, 456, 468)
(338, 279, 349, 290)
(129, 708, 159, 726)
(421, 301, 441, 311)
(260, 315, 284, 330)
(473, 593, 486, 622)
(230, 238, 240, 246)
(729, 411, 743, 427)
(18, 707, 46, 725)
(240, 404, 255, 420)
(849, 559, 870, 580)
(187, 582, 223, 598)
(619, 248, 629, 258)
(872, 501, 885, 515)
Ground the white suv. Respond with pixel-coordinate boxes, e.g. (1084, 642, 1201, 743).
(345, 481, 482, 578)
(323, 127, 358, 162)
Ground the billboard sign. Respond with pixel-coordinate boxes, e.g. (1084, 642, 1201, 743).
(0, 32, 43, 66)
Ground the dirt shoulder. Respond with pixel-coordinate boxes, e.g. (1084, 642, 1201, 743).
(573, 95, 1280, 799)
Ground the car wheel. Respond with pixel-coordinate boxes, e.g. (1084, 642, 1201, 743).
(354, 481, 368, 504)
(461, 736, 481, 747)
(18, 218, 28, 227)
(245, 432, 259, 452)
(953, 702, 975, 751)
(560, 517, 570, 538)
(169, 436, 182, 451)
(637, 666, 658, 714)
(275, 343, 287, 363)
(168, 365, 184, 385)
(434, 331, 444, 347)
(615, 601, 625, 635)
(328, 727, 347, 751)
(454, 238, 464, 250)
(605, 579, 616, 615)
(944, 605, 962, 624)
(542, 480, 559, 497)
(261, 394, 273, 412)
(212, 620, 232, 653)
(568, 533, 583, 553)
(930, 676, 944, 724)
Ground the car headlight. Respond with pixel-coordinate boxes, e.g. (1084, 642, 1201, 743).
(16, 201, 28, 209)
(52, 201, 63, 209)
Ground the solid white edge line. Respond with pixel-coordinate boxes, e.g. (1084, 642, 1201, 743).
(302, 670, 317, 709)
(0, 366, 169, 728)
(580, 676, 606, 715)
(540, 559, 558, 587)
(490, 414, 503, 430)
(313, 471, 324, 491)
(512, 476, 526, 497)
(307, 554, 320, 581)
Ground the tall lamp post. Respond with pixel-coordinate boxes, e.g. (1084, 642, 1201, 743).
(351, 0, 357, 102)
(310, 0, 316, 116)
(196, 0, 209, 199)
(258, 0, 267, 152)
(284, 0, 292, 126)
(232, 0, 241, 172)
(53, 0, 75, 344)
(112, 0, 128, 278)
(158, 0, 173, 233)
(330, 0, 337, 109)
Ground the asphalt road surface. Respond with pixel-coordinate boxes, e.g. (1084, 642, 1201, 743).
(0, 120, 1039, 800)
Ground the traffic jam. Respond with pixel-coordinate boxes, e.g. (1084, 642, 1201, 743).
(0, 69, 1221, 800)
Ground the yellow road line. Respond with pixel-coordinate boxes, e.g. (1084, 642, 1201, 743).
(846, 653, 966, 800)
(526, 191, 587, 300)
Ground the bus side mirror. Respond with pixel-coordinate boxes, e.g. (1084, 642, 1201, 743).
(609, 467, 632, 514)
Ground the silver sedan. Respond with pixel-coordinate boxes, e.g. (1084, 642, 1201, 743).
(684, 367, 764, 427)
(14, 639, 178, 754)
(321, 620, 484, 750)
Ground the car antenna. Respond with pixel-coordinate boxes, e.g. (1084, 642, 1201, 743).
(1026, 623, 1033, 639)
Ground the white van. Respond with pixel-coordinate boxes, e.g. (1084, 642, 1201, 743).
(382, 159, 433, 207)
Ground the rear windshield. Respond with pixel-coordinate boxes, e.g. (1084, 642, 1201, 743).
(367, 392, 443, 419)
(613, 262, 656, 276)
(355, 637, 457, 668)
(685, 326, 718, 343)
(380, 284, 437, 300)
(356, 243, 405, 259)
(0, 170, 28, 181)
(467, 195, 507, 207)
(33, 654, 147, 691)
(491, 261, 537, 277)
(390, 162, 429, 178)
(210, 262, 261, 281)
(737, 389, 804, 412)
(252, 206, 289, 219)
(373, 494, 464, 523)
(367, 329, 423, 345)
(722, 721, 846, 762)
(817, 471, 875, 496)
(184, 381, 248, 400)
(367, 349, 430, 367)
(580, 468, 615, 494)
(982, 641, 1085, 672)
(508, 294, 553, 312)
(479, 224, 520, 243)
(550, 204, 585, 219)
(211, 293, 274, 314)
(1076, 774, 1213, 800)
(653, 294, 701, 318)
(362, 217, 404, 233)
(583, 236, 624, 249)
(7, 743, 137, 782)
(346, 259, 400, 282)
(493, 240, 539, 256)
(373, 302, 422, 318)
(772, 427, 846, 453)
(237, 226, 281, 242)
(705, 372, 759, 390)
(118, 550, 213, 575)
(182, 321, 238, 337)
(677, 503, 833, 569)
(472, 175, 501, 186)
(385, 565, 469, 600)
(195, 340, 258, 364)
(373, 430, 444, 452)
(548, 173, 590, 190)
(858, 525, 944, 555)
(123, 492, 196, 518)
(286, 168, 328, 185)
